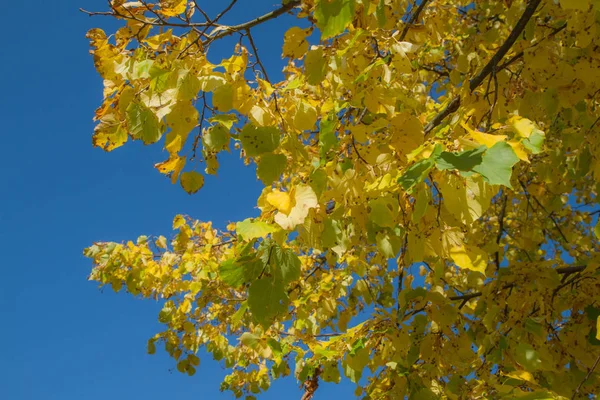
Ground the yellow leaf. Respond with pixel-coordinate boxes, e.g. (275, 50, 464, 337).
(180, 171, 204, 194)
(390, 112, 424, 155)
(439, 174, 495, 225)
(159, 0, 187, 17)
(294, 101, 318, 131)
(509, 115, 536, 138)
(274, 185, 318, 230)
(173, 215, 186, 229)
(266, 190, 294, 215)
(504, 370, 536, 384)
(508, 140, 530, 163)
(155, 155, 186, 184)
(450, 244, 488, 274)
(461, 122, 506, 148)
(156, 236, 168, 249)
(282, 27, 310, 59)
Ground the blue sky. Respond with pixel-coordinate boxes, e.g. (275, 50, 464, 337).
(0, 1, 355, 398)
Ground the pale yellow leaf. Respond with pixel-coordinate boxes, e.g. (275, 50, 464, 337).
(450, 244, 487, 274)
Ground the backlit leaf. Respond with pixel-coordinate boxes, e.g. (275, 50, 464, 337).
(180, 171, 204, 194)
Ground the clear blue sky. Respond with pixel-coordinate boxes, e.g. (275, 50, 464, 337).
(0, 1, 355, 398)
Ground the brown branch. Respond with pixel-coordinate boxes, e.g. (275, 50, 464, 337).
(397, 234, 409, 314)
(423, 0, 542, 135)
(207, 0, 300, 42)
(469, 0, 542, 90)
(420, 64, 450, 77)
(571, 355, 600, 400)
(245, 29, 271, 83)
(424, 96, 461, 134)
(212, 0, 239, 25)
(450, 265, 587, 302)
(398, 0, 430, 41)
(555, 265, 586, 275)
(301, 367, 322, 400)
(79, 7, 212, 28)
(494, 193, 508, 271)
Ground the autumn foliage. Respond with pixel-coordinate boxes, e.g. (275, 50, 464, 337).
(83, 0, 600, 398)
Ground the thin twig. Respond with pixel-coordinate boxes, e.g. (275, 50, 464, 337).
(245, 29, 270, 82)
(571, 355, 600, 400)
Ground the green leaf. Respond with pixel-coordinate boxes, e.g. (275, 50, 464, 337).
(132, 59, 154, 79)
(397, 146, 441, 192)
(272, 246, 301, 284)
(345, 347, 369, 374)
(514, 343, 543, 371)
(594, 221, 600, 239)
(180, 171, 204, 194)
(368, 196, 399, 228)
(398, 159, 434, 192)
(209, 113, 238, 129)
(236, 218, 278, 240)
(257, 153, 287, 185)
(147, 339, 157, 354)
(231, 301, 248, 326)
(309, 168, 328, 199)
(375, 0, 386, 28)
(376, 232, 402, 258)
(315, 0, 356, 39)
(219, 259, 246, 288)
(436, 146, 485, 171)
(319, 115, 339, 161)
(321, 360, 341, 383)
(266, 338, 283, 357)
(176, 70, 201, 101)
(203, 124, 230, 151)
(472, 141, 519, 188)
(188, 354, 200, 367)
(220, 254, 266, 288)
(240, 124, 281, 157)
(521, 129, 545, 154)
(126, 101, 163, 144)
(240, 332, 261, 349)
(149, 65, 172, 92)
(585, 305, 600, 320)
(248, 278, 288, 328)
(305, 47, 327, 85)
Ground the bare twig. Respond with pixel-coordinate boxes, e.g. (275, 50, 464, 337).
(245, 29, 270, 82)
(207, 0, 300, 42)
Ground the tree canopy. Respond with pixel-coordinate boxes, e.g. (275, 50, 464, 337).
(83, 0, 600, 398)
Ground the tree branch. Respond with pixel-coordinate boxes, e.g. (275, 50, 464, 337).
(424, 0, 542, 135)
(469, 0, 541, 91)
(571, 355, 600, 400)
(494, 193, 508, 271)
(449, 265, 587, 302)
(207, 0, 300, 42)
(398, 0, 430, 41)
